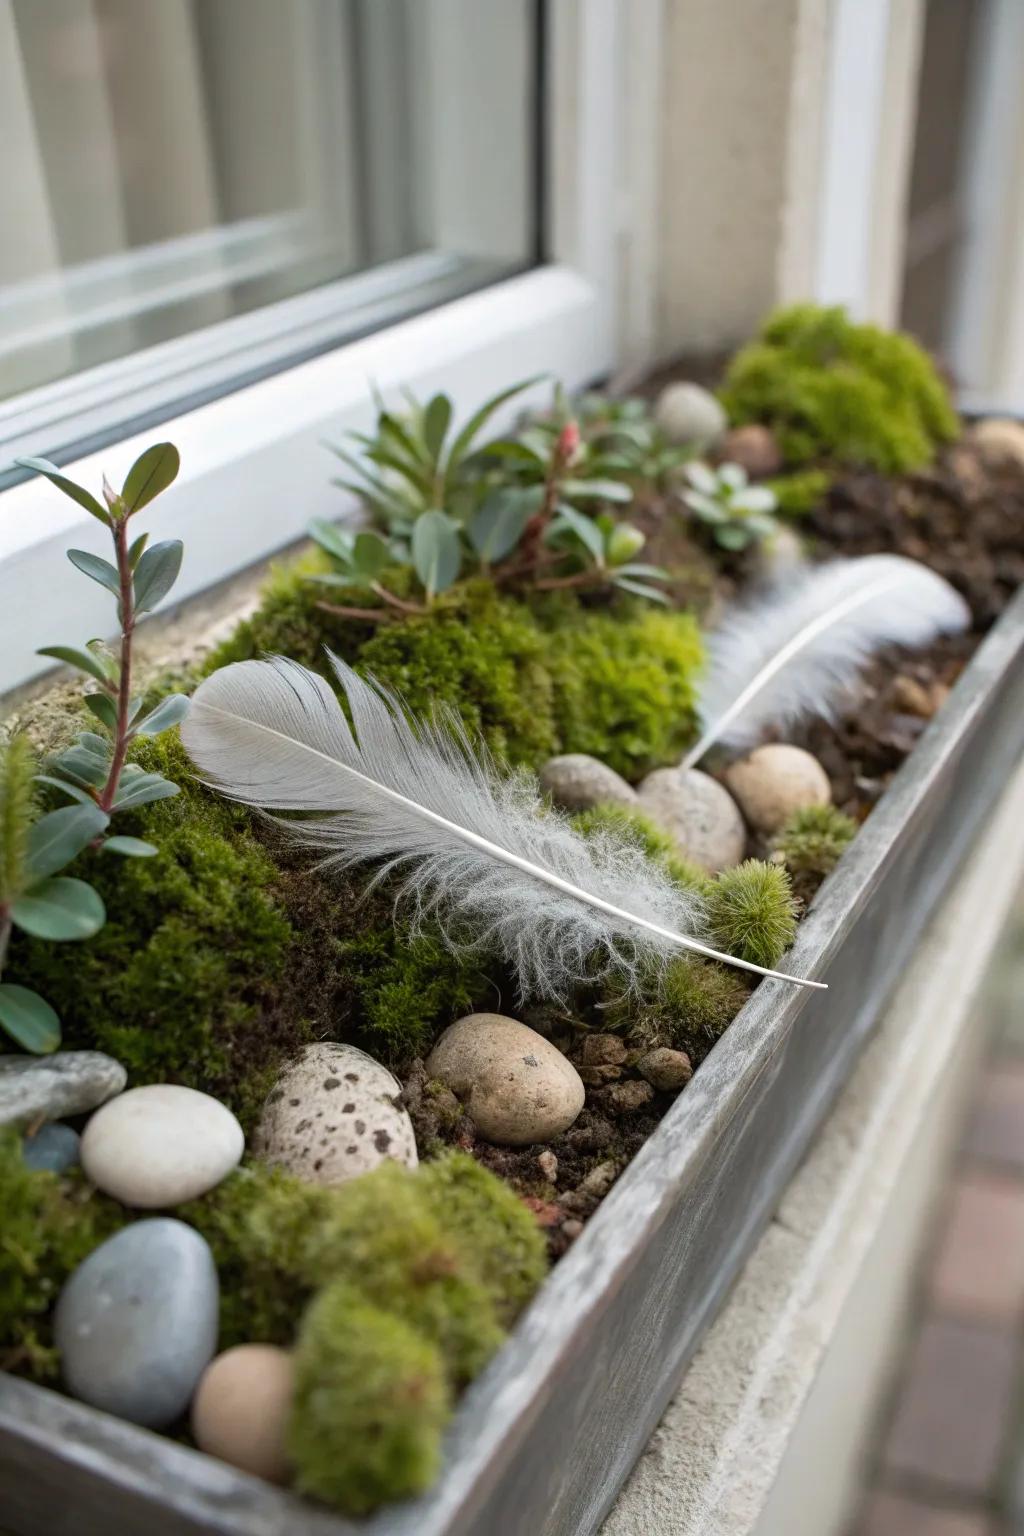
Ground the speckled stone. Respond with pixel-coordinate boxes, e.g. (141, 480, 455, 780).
(723, 744, 832, 834)
(254, 1042, 418, 1186)
(22, 1121, 80, 1173)
(0, 1050, 125, 1131)
(55, 1219, 219, 1428)
(654, 382, 727, 447)
(539, 754, 639, 814)
(637, 766, 746, 873)
(192, 1345, 294, 1483)
(81, 1085, 244, 1208)
(427, 1014, 585, 1147)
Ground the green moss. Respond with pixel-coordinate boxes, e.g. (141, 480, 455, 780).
(0, 731, 36, 901)
(570, 803, 711, 896)
(288, 1280, 451, 1516)
(763, 468, 832, 518)
(720, 304, 959, 472)
(417, 1151, 548, 1327)
(772, 804, 857, 900)
(705, 860, 798, 969)
(546, 606, 704, 780)
(603, 956, 749, 1059)
(0, 1132, 125, 1379)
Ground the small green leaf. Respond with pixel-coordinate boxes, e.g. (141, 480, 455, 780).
(548, 504, 605, 566)
(51, 745, 109, 790)
(605, 523, 646, 567)
(77, 732, 112, 758)
(102, 836, 158, 858)
(561, 478, 633, 504)
(423, 394, 453, 461)
(0, 984, 61, 1053)
(84, 693, 119, 731)
(11, 876, 106, 941)
(128, 532, 150, 568)
(351, 532, 391, 580)
(132, 693, 189, 736)
(25, 803, 109, 881)
(33, 774, 95, 807)
(612, 576, 671, 604)
(67, 548, 121, 596)
(446, 377, 544, 474)
(16, 457, 109, 525)
(133, 539, 183, 614)
(308, 519, 355, 565)
(112, 774, 180, 810)
(121, 442, 180, 516)
(411, 511, 463, 598)
(36, 646, 112, 687)
(468, 487, 540, 563)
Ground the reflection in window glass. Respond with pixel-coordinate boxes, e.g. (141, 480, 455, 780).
(0, 0, 539, 400)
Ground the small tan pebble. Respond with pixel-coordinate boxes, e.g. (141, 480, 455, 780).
(578, 1064, 624, 1087)
(891, 675, 947, 720)
(537, 1149, 559, 1183)
(637, 766, 746, 873)
(576, 1161, 618, 1201)
(600, 1079, 656, 1117)
(538, 754, 638, 814)
(562, 1219, 585, 1241)
(191, 1345, 294, 1483)
(723, 744, 831, 834)
(968, 417, 1024, 471)
(426, 1015, 585, 1147)
(717, 424, 783, 477)
(637, 1048, 693, 1093)
(577, 1034, 628, 1068)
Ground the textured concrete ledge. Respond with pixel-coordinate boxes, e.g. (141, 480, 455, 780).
(604, 761, 1024, 1536)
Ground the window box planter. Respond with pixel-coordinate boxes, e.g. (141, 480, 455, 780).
(1, 577, 1022, 1536)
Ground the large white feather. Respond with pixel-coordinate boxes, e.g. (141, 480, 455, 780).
(180, 654, 825, 995)
(682, 555, 970, 770)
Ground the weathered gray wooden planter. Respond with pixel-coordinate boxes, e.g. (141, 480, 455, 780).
(3, 586, 1024, 1536)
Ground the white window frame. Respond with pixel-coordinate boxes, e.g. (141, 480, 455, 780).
(0, 0, 624, 697)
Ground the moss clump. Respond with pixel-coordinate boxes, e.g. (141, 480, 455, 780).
(0, 1133, 125, 1378)
(546, 606, 704, 780)
(705, 860, 798, 969)
(720, 304, 959, 472)
(8, 732, 299, 1129)
(763, 468, 832, 518)
(571, 803, 711, 896)
(288, 1281, 451, 1516)
(603, 956, 749, 1060)
(417, 1151, 548, 1327)
(772, 804, 857, 902)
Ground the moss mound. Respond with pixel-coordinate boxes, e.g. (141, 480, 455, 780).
(603, 956, 750, 1060)
(772, 804, 857, 903)
(720, 303, 959, 472)
(288, 1281, 451, 1515)
(705, 860, 798, 969)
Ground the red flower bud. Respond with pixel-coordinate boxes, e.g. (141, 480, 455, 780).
(557, 420, 581, 464)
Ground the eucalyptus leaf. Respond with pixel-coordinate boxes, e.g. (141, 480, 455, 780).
(548, 504, 605, 566)
(412, 510, 462, 597)
(52, 746, 110, 789)
(15, 457, 109, 525)
(133, 539, 183, 614)
(351, 531, 391, 579)
(78, 732, 112, 758)
(469, 487, 538, 563)
(112, 774, 181, 810)
(612, 576, 671, 604)
(102, 836, 159, 858)
(308, 518, 355, 564)
(11, 876, 106, 941)
(0, 984, 61, 1053)
(25, 803, 109, 882)
(67, 549, 121, 596)
(446, 377, 543, 474)
(561, 478, 633, 504)
(132, 693, 190, 736)
(121, 442, 180, 516)
(128, 531, 150, 567)
(33, 774, 95, 807)
(36, 645, 111, 687)
(84, 693, 119, 731)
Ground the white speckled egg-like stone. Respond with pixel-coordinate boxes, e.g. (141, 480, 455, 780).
(81, 1084, 244, 1207)
(254, 1043, 418, 1187)
(426, 1014, 585, 1147)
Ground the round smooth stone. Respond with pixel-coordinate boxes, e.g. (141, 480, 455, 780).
(55, 1219, 219, 1428)
(22, 1121, 80, 1173)
(426, 1014, 585, 1147)
(539, 754, 639, 814)
(637, 766, 746, 873)
(254, 1043, 418, 1188)
(81, 1085, 244, 1208)
(192, 1345, 294, 1483)
(653, 382, 727, 447)
(717, 423, 783, 477)
(969, 416, 1024, 470)
(723, 744, 832, 834)
(0, 1050, 125, 1131)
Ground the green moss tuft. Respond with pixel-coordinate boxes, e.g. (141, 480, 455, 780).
(0, 1132, 126, 1378)
(570, 803, 711, 895)
(288, 1280, 451, 1516)
(763, 468, 832, 518)
(417, 1151, 548, 1327)
(720, 304, 959, 472)
(705, 859, 798, 969)
(603, 956, 749, 1059)
(772, 804, 857, 901)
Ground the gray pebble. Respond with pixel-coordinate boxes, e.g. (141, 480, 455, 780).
(637, 766, 746, 873)
(0, 1051, 126, 1131)
(539, 754, 638, 814)
(22, 1121, 80, 1173)
(55, 1219, 219, 1428)
(653, 382, 727, 447)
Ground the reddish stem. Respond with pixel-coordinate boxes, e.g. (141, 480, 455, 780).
(97, 517, 135, 815)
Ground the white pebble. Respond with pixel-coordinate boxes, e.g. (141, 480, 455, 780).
(81, 1085, 244, 1207)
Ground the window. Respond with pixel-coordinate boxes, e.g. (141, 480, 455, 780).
(1, 0, 541, 462)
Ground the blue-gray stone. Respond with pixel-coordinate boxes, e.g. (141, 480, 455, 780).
(22, 1121, 80, 1173)
(55, 1219, 219, 1428)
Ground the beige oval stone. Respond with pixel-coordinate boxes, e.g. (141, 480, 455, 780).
(968, 416, 1024, 470)
(254, 1043, 417, 1187)
(723, 744, 831, 834)
(426, 1014, 585, 1147)
(192, 1345, 294, 1483)
(637, 766, 746, 873)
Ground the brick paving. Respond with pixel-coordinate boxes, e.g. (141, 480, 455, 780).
(851, 911, 1024, 1535)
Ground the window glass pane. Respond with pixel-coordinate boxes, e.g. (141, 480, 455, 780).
(0, 0, 539, 401)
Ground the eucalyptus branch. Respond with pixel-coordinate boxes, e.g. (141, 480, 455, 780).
(97, 514, 137, 815)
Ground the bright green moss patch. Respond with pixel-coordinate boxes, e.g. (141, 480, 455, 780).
(603, 956, 749, 1060)
(0, 1133, 125, 1379)
(288, 1281, 451, 1516)
(720, 303, 959, 472)
(763, 468, 832, 518)
(772, 804, 857, 902)
(705, 860, 798, 969)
